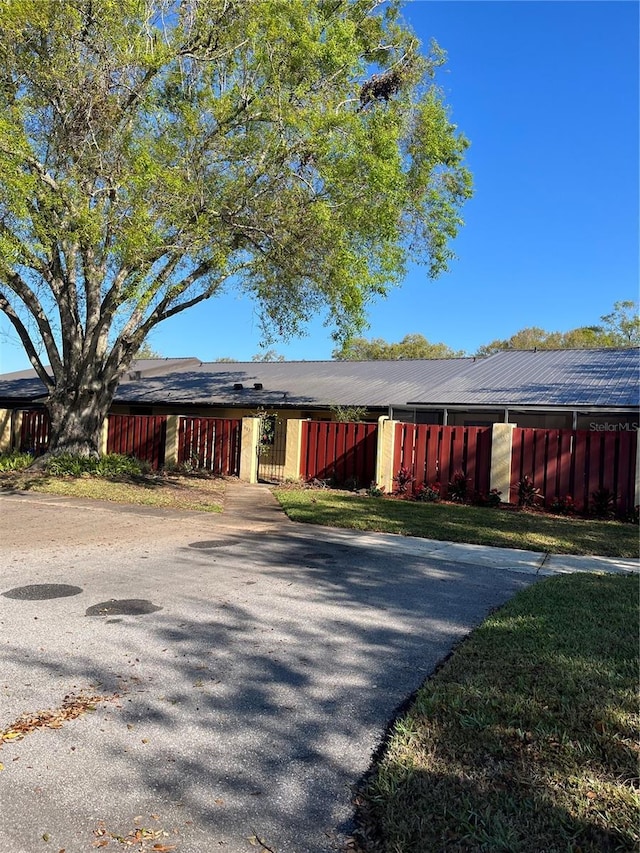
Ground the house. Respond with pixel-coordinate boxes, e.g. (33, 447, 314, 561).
(1, 347, 638, 432)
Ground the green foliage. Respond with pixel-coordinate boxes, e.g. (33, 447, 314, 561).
(414, 481, 441, 502)
(473, 487, 502, 507)
(476, 300, 639, 355)
(251, 349, 285, 363)
(600, 300, 640, 345)
(393, 465, 414, 495)
(0, 450, 34, 471)
(550, 494, 576, 515)
(45, 453, 147, 477)
(590, 486, 616, 519)
(0, 0, 472, 459)
(447, 469, 469, 502)
(254, 407, 278, 453)
(516, 474, 543, 507)
(333, 333, 465, 360)
(366, 481, 386, 498)
(329, 404, 369, 422)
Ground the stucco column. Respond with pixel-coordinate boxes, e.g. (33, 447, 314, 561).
(164, 415, 180, 468)
(375, 417, 397, 494)
(283, 418, 304, 481)
(11, 410, 23, 453)
(239, 417, 261, 483)
(0, 409, 14, 453)
(100, 417, 109, 456)
(490, 422, 516, 502)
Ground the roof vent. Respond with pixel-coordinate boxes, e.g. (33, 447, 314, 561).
(253, 382, 263, 390)
(233, 383, 244, 391)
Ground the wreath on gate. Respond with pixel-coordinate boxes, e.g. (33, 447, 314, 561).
(256, 408, 277, 454)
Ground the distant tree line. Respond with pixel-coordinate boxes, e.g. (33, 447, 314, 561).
(157, 300, 638, 362)
(332, 300, 639, 360)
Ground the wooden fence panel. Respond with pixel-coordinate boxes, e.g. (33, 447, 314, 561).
(301, 421, 378, 488)
(510, 428, 637, 516)
(393, 424, 492, 498)
(178, 417, 241, 475)
(107, 414, 167, 470)
(19, 409, 50, 455)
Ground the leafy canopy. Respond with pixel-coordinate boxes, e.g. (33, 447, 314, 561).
(476, 301, 639, 356)
(333, 332, 464, 359)
(0, 0, 472, 395)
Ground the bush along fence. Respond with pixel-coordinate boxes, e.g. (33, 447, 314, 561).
(1, 410, 638, 517)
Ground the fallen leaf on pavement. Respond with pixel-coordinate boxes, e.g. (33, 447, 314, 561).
(0, 692, 122, 746)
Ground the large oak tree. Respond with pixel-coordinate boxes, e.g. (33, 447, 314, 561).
(0, 0, 472, 457)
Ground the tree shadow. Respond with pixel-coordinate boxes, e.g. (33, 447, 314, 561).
(0, 525, 533, 852)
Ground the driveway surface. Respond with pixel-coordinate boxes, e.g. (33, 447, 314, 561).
(0, 487, 634, 853)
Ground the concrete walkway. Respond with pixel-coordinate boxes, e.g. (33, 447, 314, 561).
(221, 480, 640, 576)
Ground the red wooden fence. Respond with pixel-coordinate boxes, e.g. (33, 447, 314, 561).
(300, 421, 378, 487)
(178, 417, 241, 475)
(510, 428, 637, 515)
(106, 414, 167, 470)
(394, 423, 493, 498)
(19, 408, 50, 455)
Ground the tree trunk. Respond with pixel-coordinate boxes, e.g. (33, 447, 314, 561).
(42, 386, 115, 461)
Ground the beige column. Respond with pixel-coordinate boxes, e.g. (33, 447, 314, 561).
(375, 417, 397, 494)
(0, 409, 14, 453)
(100, 417, 109, 456)
(164, 415, 180, 468)
(11, 410, 24, 453)
(490, 422, 516, 502)
(283, 418, 304, 481)
(239, 417, 261, 483)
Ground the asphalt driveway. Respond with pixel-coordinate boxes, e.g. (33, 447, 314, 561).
(0, 491, 553, 852)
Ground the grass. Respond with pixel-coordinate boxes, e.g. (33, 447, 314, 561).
(0, 469, 225, 512)
(355, 573, 639, 853)
(272, 489, 639, 558)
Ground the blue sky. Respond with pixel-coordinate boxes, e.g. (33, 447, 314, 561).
(1, 0, 638, 371)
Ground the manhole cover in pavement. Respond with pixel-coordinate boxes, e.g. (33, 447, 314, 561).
(188, 540, 229, 549)
(86, 599, 163, 617)
(2, 584, 83, 600)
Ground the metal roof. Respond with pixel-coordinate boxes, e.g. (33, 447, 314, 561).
(113, 357, 474, 408)
(0, 348, 637, 410)
(407, 348, 640, 408)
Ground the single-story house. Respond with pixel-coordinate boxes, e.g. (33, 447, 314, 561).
(0, 347, 638, 432)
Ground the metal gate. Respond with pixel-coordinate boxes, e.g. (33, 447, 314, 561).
(256, 413, 288, 483)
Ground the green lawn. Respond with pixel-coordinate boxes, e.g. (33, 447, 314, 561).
(355, 573, 639, 853)
(273, 489, 639, 558)
(0, 470, 225, 512)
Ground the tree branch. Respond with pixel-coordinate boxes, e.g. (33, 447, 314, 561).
(0, 294, 55, 389)
(0, 270, 63, 376)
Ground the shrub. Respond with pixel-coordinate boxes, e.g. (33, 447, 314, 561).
(550, 494, 576, 515)
(516, 474, 543, 507)
(473, 488, 502, 507)
(45, 453, 148, 478)
(45, 453, 97, 476)
(590, 487, 616, 519)
(367, 481, 386, 498)
(0, 451, 35, 472)
(447, 470, 470, 503)
(414, 481, 441, 502)
(393, 466, 414, 496)
(96, 454, 148, 477)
